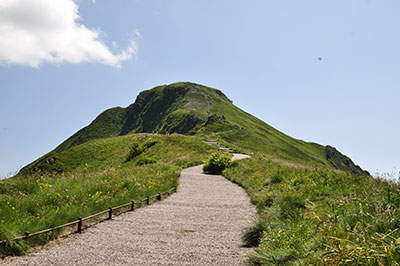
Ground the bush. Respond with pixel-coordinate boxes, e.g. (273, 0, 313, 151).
(203, 152, 232, 175)
(125, 139, 160, 163)
(142, 140, 159, 149)
(126, 142, 143, 162)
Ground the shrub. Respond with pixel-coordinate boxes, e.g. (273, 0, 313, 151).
(126, 140, 159, 163)
(126, 142, 143, 162)
(203, 152, 232, 175)
(142, 140, 159, 149)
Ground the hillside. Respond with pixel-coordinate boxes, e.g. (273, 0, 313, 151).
(0, 134, 216, 255)
(2, 82, 388, 264)
(22, 82, 368, 176)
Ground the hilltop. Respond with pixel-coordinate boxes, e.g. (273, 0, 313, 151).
(4, 82, 397, 265)
(21, 82, 367, 176)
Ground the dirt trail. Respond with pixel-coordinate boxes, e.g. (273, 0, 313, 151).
(3, 154, 255, 266)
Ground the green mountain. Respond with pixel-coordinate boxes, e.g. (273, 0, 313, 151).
(4, 82, 382, 262)
(23, 82, 368, 176)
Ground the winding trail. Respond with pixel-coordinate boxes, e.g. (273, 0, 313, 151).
(3, 154, 255, 266)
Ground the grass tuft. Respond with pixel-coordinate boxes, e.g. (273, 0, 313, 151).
(242, 219, 267, 247)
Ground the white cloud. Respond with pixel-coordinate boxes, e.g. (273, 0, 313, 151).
(0, 0, 137, 68)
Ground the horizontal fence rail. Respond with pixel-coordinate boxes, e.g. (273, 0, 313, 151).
(0, 187, 177, 245)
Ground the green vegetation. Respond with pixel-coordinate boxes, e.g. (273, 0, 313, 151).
(202, 152, 232, 175)
(32, 81, 367, 176)
(0, 134, 216, 255)
(224, 155, 400, 265)
(4, 81, 380, 264)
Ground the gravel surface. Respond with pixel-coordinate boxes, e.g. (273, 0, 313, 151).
(3, 154, 256, 266)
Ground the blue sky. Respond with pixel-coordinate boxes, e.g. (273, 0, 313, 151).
(0, 0, 399, 177)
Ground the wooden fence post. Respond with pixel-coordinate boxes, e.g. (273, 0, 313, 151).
(108, 207, 113, 220)
(77, 218, 82, 233)
(5, 190, 184, 244)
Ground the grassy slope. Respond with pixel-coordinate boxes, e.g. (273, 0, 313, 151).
(54, 107, 127, 153)
(27, 82, 366, 176)
(7, 81, 377, 264)
(0, 134, 216, 255)
(224, 156, 400, 265)
(202, 87, 327, 165)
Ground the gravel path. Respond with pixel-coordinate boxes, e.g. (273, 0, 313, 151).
(3, 154, 256, 266)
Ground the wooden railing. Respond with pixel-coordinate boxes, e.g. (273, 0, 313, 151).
(0, 187, 177, 245)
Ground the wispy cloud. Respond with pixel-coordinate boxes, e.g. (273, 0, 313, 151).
(0, 0, 137, 68)
(133, 29, 143, 40)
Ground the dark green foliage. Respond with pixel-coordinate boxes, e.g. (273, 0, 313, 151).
(126, 139, 159, 163)
(0, 230, 29, 256)
(126, 142, 143, 162)
(120, 84, 189, 134)
(202, 152, 232, 175)
(325, 145, 370, 176)
(142, 139, 159, 149)
(159, 109, 207, 135)
(242, 219, 267, 247)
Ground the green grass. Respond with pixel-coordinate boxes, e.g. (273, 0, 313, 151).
(39, 82, 367, 176)
(0, 134, 216, 255)
(198, 87, 367, 176)
(224, 154, 400, 265)
(4, 81, 376, 263)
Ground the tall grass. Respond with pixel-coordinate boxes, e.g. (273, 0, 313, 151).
(224, 154, 400, 265)
(0, 134, 216, 256)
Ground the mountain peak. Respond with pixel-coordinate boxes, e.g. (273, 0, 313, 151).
(55, 82, 226, 152)
(42, 82, 369, 176)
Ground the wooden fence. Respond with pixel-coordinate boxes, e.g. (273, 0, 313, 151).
(0, 187, 177, 245)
